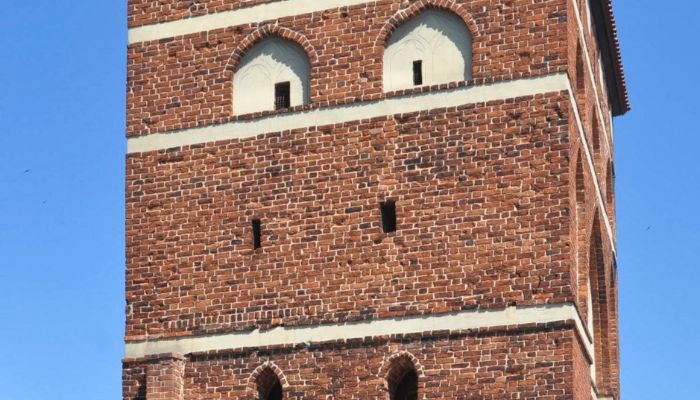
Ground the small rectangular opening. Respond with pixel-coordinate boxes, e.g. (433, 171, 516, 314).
(275, 82, 291, 110)
(380, 201, 397, 233)
(412, 60, 423, 86)
(252, 219, 262, 249)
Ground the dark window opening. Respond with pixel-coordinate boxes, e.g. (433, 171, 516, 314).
(265, 382, 283, 400)
(252, 219, 262, 249)
(380, 201, 397, 233)
(412, 60, 423, 86)
(256, 368, 283, 400)
(275, 82, 291, 110)
(392, 370, 418, 400)
(575, 44, 585, 97)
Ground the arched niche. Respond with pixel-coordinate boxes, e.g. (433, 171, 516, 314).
(233, 38, 310, 115)
(383, 9, 472, 92)
(256, 367, 284, 400)
(385, 354, 420, 400)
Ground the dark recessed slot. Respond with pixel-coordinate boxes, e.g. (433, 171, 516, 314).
(252, 219, 262, 249)
(274, 81, 291, 110)
(412, 60, 423, 86)
(267, 382, 283, 400)
(380, 201, 397, 233)
(393, 370, 418, 400)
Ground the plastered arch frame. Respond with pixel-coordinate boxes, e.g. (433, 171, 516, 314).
(246, 361, 289, 399)
(376, 1, 476, 92)
(225, 25, 316, 116)
(378, 351, 425, 399)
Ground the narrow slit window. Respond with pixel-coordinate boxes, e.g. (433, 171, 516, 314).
(252, 219, 262, 249)
(412, 60, 423, 86)
(274, 81, 291, 110)
(380, 201, 397, 233)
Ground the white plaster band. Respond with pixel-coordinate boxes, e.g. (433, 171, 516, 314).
(125, 302, 592, 359)
(128, 0, 375, 44)
(127, 73, 569, 154)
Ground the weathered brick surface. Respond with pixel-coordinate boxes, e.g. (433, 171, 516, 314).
(128, 0, 277, 27)
(124, 326, 584, 400)
(572, 330, 592, 400)
(126, 0, 568, 137)
(126, 94, 572, 340)
(567, 98, 618, 396)
(124, 0, 622, 399)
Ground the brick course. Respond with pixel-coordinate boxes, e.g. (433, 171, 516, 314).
(124, 0, 623, 398)
(126, 0, 568, 137)
(124, 325, 583, 400)
(126, 94, 572, 340)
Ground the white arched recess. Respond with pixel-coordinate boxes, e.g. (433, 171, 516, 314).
(383, 9, 472, 92)
(233, 38, 310, 115)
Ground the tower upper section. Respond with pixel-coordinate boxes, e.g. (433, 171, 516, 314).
(125, 2, 627, 398)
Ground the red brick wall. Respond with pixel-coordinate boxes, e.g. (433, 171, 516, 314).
(567, 92, 617, 396)
(126, 0, 568, 137)
(125, 94, 573, 340)
(128, 0, 277, 27)
(124, 326, 582, 400)
(124, 0, 621, 398)
(573, 331, 592, 400)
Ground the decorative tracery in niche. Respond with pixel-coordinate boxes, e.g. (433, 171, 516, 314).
(383, 9, 472, 92)
(233, 37, 310, 115)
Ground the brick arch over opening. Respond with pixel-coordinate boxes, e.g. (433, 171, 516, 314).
(373, 0, 478, 50)
(246, 361, 289, 399)
(378, 351, 425, 398)
(223, 25, 318, 78)
(589, 213, 613, 393)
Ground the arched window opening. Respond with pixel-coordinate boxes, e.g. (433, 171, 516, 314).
(591, 114, 602, 171)
(256, 368, 284, 400)
(233, 38, 310, 115)
(589, 217, 612, 391)
(386, 355, 419, 400)
(606, 162, 615, 217)
(383, 9, 472, 92)
(576, 43, 585, 100)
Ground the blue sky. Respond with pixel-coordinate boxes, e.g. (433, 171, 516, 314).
(0, 1, 696, 398)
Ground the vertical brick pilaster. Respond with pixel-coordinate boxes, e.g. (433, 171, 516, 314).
(146, 354, 185, 400)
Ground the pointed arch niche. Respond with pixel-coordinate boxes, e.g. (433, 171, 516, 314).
(255, 367, 284, 400)
(383, 9, 472, 92)
(383, 353, 422, 400)
(233, 37, 310, 115)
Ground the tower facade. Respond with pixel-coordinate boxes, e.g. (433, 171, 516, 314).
(123, 0, 628, 399)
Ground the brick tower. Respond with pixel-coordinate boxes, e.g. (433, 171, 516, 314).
(123, 0, 628, 399)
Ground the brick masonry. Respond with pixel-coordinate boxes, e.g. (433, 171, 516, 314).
(124, 325, 587, 400)
(126, 0, 573, 137)
(124, 0, 624, 399)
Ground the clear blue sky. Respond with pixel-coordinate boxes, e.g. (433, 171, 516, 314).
(0, 1, 696, 398)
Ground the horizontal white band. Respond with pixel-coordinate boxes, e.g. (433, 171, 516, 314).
(128, 0, 374, 44)
(125, 302, 592, 359)
(127, 73, 569, 154)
